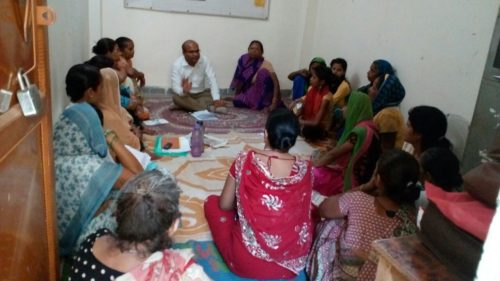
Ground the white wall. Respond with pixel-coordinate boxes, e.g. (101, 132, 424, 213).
(308, 0, 499, 122)
(96, 0, 309, 90)
(47, 0, 91, 121)
(49, 0, 498, 123)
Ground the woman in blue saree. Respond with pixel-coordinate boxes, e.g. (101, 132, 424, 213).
(230, 40, 282, 111)
(358, 59, 405, 114)
(54, 64, 136, 257)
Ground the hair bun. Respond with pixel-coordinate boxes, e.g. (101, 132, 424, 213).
(280, 137, 292, 151)
(402, 181, 420, 202)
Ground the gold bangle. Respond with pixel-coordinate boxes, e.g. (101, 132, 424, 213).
(104, 130, 118, 146)
(107, 134, 118, 146)
(104, 129, 114, 137)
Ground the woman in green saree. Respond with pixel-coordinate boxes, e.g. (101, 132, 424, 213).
(312, 91, 381, 196)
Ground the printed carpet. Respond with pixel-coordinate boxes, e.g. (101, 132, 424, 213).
(143, 89, 277, 135)
(140, 90, 313, 281)
(141, 88, 314, 280)
(143, 132, 313, 281)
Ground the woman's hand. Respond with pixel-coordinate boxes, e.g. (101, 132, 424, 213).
(135, 105, 150, 121)
(313, 141, 354, 167)
(128, 95, 138, 110)
(135, 70, 146, 87)
(105, 129, 143, 174)
(219, 175, 237, 210)
(131, 124, 143, 140)
(267, 102, 278, 113)
(105, 130, 119, 147)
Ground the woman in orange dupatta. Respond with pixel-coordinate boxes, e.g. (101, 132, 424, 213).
(97, 67, 141, 150)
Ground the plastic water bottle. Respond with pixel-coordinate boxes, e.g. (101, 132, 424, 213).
(190, 123, 203, 157)
(196, 120, 205, 153)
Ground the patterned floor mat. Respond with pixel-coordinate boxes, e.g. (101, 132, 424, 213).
(144, 93, 266, 135)
(174, 240, 307, 281)
(141, 88, 314, 280)
(143, 131, 314, 280)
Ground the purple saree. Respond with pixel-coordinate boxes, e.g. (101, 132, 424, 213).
(231, 53, 276, 110)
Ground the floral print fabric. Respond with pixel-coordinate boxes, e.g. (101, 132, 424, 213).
(232, 151, 314, 273)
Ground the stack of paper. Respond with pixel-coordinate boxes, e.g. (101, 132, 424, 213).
(204, 134, 228, 148)
(125, 145, 151, 169)
(191, 110, 218, 121)
(143, 118, 169, 126)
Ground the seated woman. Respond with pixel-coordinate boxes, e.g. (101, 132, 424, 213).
(204, 109, 313, 280)
(288, 57, 327, 100)
(312, 91, 381, 196)
(116, 36, 146, 87)
(307, 150, 420, 281)
(402, 106, 453, 209)
(54, 102, 133, 257)
(421, 147, 463, 192)
(230, 40, 281, 111)
(289, 65, 336, 142)
(86, 56, 142, 151)
(329, 58, 351, 109)
(116, 36, 150, 125)
(92, 38, 143, 118)
(329, 58, 351, 138)
(358, 59, 405, 115)
(368, 76, 406, 151)
(67, 170, 211, 281)
(56, 64, 148, 255)
(92, 38, 126, 82)
(403, 105, 451, 159)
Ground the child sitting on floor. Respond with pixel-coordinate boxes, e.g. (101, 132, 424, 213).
(116, 36, 146, 88)
(307, 149, 420, 281)
(287, 57, 327, 100)
(116, 36, 150, 125)
(289, 64, 338, 142)
(67, 170, 211, 281)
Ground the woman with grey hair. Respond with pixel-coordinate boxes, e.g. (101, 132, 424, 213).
(66, 170, 211, 281)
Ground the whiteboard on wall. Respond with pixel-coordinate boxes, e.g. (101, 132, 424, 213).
(124, 0, 270, 20)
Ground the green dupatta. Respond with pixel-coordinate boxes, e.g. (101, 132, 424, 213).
(337, 91, 375, 190)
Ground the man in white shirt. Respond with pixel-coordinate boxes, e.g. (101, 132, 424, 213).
(170, 40, 227, 113)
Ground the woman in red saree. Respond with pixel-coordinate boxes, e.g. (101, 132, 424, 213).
(204, 109, 313, 280)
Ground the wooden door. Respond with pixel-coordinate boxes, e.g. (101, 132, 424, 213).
(0, 0, 58, 280)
